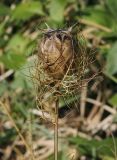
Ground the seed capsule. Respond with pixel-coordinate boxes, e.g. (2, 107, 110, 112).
(36, 25, 97, 121)
(40, 29, 74, 79)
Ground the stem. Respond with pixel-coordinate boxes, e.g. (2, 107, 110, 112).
(54, 99, 59, 160)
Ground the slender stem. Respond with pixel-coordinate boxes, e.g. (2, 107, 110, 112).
(54, 99, 59, 160)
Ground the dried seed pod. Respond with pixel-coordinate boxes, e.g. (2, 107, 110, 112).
(35, 25, 96, 120)
(40, 29, 74, 79)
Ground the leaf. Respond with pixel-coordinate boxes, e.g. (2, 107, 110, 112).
(82, 6, 116, 30)
(105, 74, 117, 83)
(49, 0, 67, 22)
(0, 3, 10, 16)
(6, 34, 30, 54)
(11, 1, 44, 21)
(105, 41, 117, 76)
(0, 53, 26, 70)
(0, 81, 8, 96)
(69, 136, 117, 158)
(11, 62, 34, 89)
(106, 0, 117, 20)
(0, 21, 6, 36)
(108, 94, 117, 106)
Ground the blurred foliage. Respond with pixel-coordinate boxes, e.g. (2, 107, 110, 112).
(0, 0, 117, 159)
(109, 94, 117, 107)
(70, 136, 117, 159)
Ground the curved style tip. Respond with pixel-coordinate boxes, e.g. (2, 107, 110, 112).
(67, 22, 78, 32)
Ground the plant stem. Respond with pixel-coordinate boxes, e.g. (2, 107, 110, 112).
(54, 99, 59, 160)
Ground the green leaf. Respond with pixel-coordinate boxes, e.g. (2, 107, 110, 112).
(0, 3, 10, 16)
(82, 6, 116, 30)
(108, 94, 117, 106)
(0, 21, 6, 36)
(104, 74, 117, 83)
(106, 0, 117, 19)
(6, 34, 30, 54)
(69, 136, 117, 158)
(11, 1, 44, 21)
(105, 42, 117, 76)
(11, 62, 34, 89)
(0, 81, 8, 96)
(0, 53, 26, 70)
(49, 0, 67, 22)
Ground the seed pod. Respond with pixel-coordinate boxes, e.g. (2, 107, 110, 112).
(36, 25, 96, 120)
(40, 29, 74, 79)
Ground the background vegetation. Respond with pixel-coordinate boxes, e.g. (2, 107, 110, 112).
(0, 0, 117, 159)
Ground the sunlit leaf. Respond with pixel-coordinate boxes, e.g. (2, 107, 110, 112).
(49, 0, 67, 22)
(6, 34, 30, 54)
(11, 1, 44, 21)
(0, 53, 26, 70)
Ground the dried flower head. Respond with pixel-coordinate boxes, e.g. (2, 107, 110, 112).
(40, 28, 73, 79)
(34, 24, 96, 120)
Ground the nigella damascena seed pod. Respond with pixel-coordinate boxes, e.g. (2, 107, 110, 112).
(36, 25, 97, 120)
(40, 29, 74, 79)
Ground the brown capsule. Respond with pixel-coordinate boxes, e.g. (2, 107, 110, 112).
(40, 29, 74, 79)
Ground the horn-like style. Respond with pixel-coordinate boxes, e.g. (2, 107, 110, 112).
(67, 22, 78, 32)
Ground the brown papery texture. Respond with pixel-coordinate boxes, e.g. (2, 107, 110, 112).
(40, 29, 74, 79)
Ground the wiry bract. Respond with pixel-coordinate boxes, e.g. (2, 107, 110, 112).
(34, 26, 95, 121)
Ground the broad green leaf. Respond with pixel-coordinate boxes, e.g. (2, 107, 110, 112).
(108, 94, 117, 106)
(105, 42, 117, 76)
(0, 53, 26, 70)
(0, 3, 10, 16)
(11, 1, 44, 21)
(49, 0, 67, 22)
(6, 34, 30, 54)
